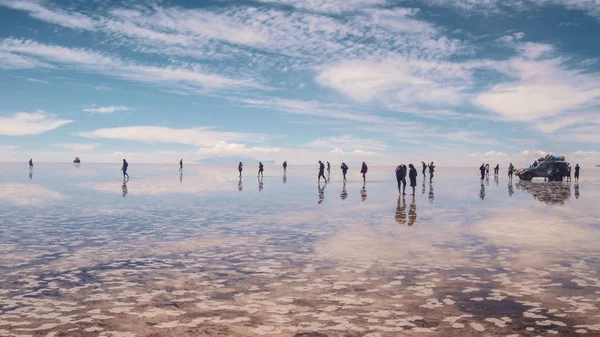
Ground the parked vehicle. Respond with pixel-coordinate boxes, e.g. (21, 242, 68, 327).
(515, 155, 567, 181)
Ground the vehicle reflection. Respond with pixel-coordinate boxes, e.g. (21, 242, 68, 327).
(516, 180, 571, 205)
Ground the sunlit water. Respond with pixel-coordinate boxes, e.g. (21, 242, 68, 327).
(1, 163, 600, 337)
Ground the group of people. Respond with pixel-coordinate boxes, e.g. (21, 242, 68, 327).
(421, 161, 435, 182)
(479, 163, 504, 179)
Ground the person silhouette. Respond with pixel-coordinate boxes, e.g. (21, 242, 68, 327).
(121, 159, 129, 181)
(395, 164, 407, 195)
(408, 164, 418, 196)
(283, 161, 287, 173)
(395, 196, 407, 225)
(258, 162, 264, 178)
(327, 161, 330, 174)
(238, 162, 243, 177)
(360, 162, 368, 183)
(494, 164, 499, 176)
(179, 159, 183, 172)
(340, 162, 348, 181)
(408, 195, 417, 226)
(180, 171, 182, 183)
(574, 164, 580, 181)
(508, 163, 514, 179)
(421, 161, 427, 178)
(340, 180, 348, 200)
(318, 181, 326, 204)
(428, 162, 435, 182)
(360, 183, 367, 202)
(318, 161, 327, 183)
(479, 163, 486, 180)
(29, 158, 33, 170)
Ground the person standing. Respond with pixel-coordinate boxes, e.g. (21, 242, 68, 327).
(421, 161, 427, 178)
(485, 164, 490, 177)
(238, 162, 243, 177)
(360, 162, 368, 183)
(179, 159, 183, 172)
(494, 164, 499, 176)
(318, 160, 327, 183)
(574, 164, 580, 181)
(283, 161, 287, 173)
(29, 158, 33, 170)
(508, 163, 514, 179)
(121, 159, 129, 181)
(327, 161, 331, 174)
(340, 162, 348, 181)
(408, 164, 418, 195)
(479, 163, 486, 180)
(395, 164, 407, 195)
(258, 162, 264, 178)
(428, 162, 435, 182)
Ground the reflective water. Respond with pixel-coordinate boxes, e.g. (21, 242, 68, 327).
(1, 164, 599, 336)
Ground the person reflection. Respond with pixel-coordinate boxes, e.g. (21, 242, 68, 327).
(485, 176, 489, 186)
(574, 183, 579, 199)
(318, 181, 326, 204)
(428, 181, 434, 203)
(422, 178, 426, 195)
(408, 195, 417, 226)
(395, 196, 407, 225)
(494, 175, 499, 186)
(360, 183, 368, 202)
(508, 180, 514, 197)
(283, 172, 287, 184)
(29, 170, 32, 180)
(480, 180, 486, 200)
(340, 180, 348, 200)
(258, 176, 263, 192)
(180, 171, 183, 183)
(238, 177, 243, 191)
(122, 182, 128, 197)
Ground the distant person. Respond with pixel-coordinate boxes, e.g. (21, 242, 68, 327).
(508, 163, 514, 179)
(479, 163, 486, 180)
(533, 160, 538, 168)
(258, 162, 264, 178)
(574, 164, 580, 181)
(428, 162, 435, 182)
(318, 160, 327, 183)
(238, 162, 243, 177)
(340, 180, 348, 200)
(408, 164, 418, 195)
(283, 161, 287, 173)
(179, 159, 183, 172)
(360, 162, 368, 183)
(340, 162, 349, 181)
(29, 158, 33, 169)
(421, 161, 427, 178)
(395, 164, 407, 195)
(485, 163, 490, 177)
(121, 159, 129, 181)
(494, 164, 499, 176)
(327, 161, 331, 174)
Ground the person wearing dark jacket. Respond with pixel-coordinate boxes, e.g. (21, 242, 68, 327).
(179, 159, 183, 172)
(395, 164, 407, 195)
(29, 158, 33, 169)
(360, 162, 368, 183)
(283, 161, 287, 173)
(238, 162, 243, 177)
(408, 164, 418, 195)
(428, 162, 435, 182)
(508, 163, 514, 179)
(258, 162, 264, 178)
(421, 161, 427, 178)
(479, 163, 486, 180)
(121, 159, 129, 181)
(340, 162, 348, 181)
(575, 164, 580, 181)
(318, 161, 327, 183)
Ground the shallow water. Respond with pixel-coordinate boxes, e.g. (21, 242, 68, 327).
(1, 163, 600, 337)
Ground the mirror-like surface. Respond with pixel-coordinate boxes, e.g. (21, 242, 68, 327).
(1, 164, 599, 336)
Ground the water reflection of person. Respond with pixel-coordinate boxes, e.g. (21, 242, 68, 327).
(494, 175, 499, 186)
(180, 171, 183, 183)
(318, 181, 326, 204)
(422, 178, 426, 195)
(408, 195, 417, 226)
(283, 174, 287, 184)
(29, 170, 32, 180)
(258, 176, 263, 192)
(360, 183, 367, 202)
(480, 181, 486, 200)
(485, 176, 489, 186)
(340, 180, 348, 200)
(508, 180, 514, 197)
(122, 182, 128, 197)
(395, 196, 407, 225)
(428, 181, 434, 203)
(574, 183, 579, 199)
(238, 177, 243, 191)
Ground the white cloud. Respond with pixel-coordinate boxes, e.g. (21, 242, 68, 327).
(0, 0, 96, 30)
(196, 141, 282, 158)
(422, 0, 600, 18)
(0, 183, 66, 205)
(82, 105, 133, 114)
(0, 111, 72, 136)
(78, 126, 271, 148)
(521, 150, 547, 157)
(257, 0, 387, 13)
(53, 143, 101, 151)
(305, 135, 387, 151)
(0, 51, 54, 69)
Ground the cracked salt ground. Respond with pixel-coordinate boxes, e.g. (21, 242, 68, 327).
(1, 164, 600, 336)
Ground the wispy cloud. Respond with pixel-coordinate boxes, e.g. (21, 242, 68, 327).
(304, 135, 387, 151)
(0, 111, 72, 136)
(0, 0, 96, 30)
(82, 105, 133, 114)
(53, 143, 101, 151)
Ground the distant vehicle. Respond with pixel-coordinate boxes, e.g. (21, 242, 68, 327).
(73, 157, 81, 164)
(515, 155, 567, 181)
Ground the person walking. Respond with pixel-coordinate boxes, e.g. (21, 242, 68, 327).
(258, 162, 264, 178)
(428, 162, 435, 182)
(179, 159, 183, 172)
(421, 161, 427, 178)
(283, 161, 287, 173)
(395, 164, 407, 195)
(408, 164, 418, 195)
(508, 163, 514, 179)
(29, 158, 33, 170)
(238, 162, 243, 177)
(318, 160, 327, 183)
(340, 162, 348, 181)
(121, 159, 129, 181)
(479, 163, 486, 180)
(360, 162, 368, 183)
(574, 164, 580, 181)
(494, 164, 499, 176)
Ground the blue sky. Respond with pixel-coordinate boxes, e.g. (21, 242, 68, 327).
(0, 0, 599, 166)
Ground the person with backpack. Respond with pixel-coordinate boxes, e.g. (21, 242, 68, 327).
(360, 162, 368, 183)
(340, 162, 348, 181)
(121, 159, 129, 181)
(408, 164, 418, 195)
(428, 162, 435, 182)
(479, 163, 486, 180)
(395, 164, 407, 195)
(318, 160, 327, 183)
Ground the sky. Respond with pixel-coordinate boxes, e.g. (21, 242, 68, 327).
(0, 0, 599, 167)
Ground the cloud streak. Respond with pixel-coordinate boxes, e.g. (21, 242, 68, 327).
(0, 111, 72, 136)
